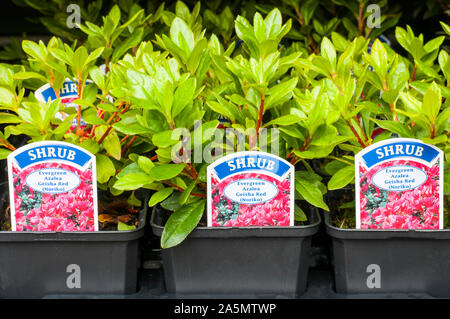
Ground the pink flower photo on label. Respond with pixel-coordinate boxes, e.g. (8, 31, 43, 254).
(12, 161, 95, 231)
(210, 172, 291, 227)
(359, 159, 440, 229)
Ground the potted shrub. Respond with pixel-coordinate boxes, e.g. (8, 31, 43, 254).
(0, 7, 153, 298)
(294, 23, 449, 296)
(110, 7, 356, 296)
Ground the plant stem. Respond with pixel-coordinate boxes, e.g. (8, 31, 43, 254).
(186, 163, 198, 180)
(354, 115, 369, 145)
(76, 75, 83, 136)
(121, 136, 137, 154)
(300, 135, 311, 152)
(389, 101, 398, 121)
(327, 156, 353, 165)
(346, 119, 366, 148)
(252, 93, 265, 150)
(410, 63, 417, 82)
(358, 2, 364, 35)
(120, 135, 129, 144)
(255, 94, 265, 137)
(163, 181, 206, 198)
(96, 102, 126, 144)
(0, 139, 16, 151)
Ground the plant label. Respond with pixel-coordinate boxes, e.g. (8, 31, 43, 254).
(355, 138, 443, 229)
(7, 141, 98, 231)
(35, 79, 96, 128)
(207, 151, 294, 227)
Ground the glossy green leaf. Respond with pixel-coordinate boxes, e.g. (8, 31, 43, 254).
(161, 200, 205, 248)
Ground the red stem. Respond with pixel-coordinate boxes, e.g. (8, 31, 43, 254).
(346, 119, 366, 148)
(122, 136, 137, 154)
(163, 181, 206, 198)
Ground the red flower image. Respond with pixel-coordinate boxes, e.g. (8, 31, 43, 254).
(210, 172, 291, 227)
(12, 162, 95, 231)
(359, 160, 440, 229)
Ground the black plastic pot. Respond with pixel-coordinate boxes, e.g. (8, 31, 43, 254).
(150, 206, 321, 297)
(325, 212, 450, 297)
(0, 183, 147, 298)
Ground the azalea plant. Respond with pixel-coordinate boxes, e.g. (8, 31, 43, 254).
(293, 23, 450, 228)
(0, 9, 155, 231)
(0, 1, 448, 240)
(5, 0, 446, 62)
(109, 8, 337, 248)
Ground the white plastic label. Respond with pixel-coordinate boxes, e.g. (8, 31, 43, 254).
(207, 151, 294, 227)
(355, 138, 443, 230)
(7, 141, 98, 231)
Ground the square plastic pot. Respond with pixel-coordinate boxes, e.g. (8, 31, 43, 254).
(325, 212, 450, 297)
(0, 183, 147, 298)
(150, 206, 321, 297)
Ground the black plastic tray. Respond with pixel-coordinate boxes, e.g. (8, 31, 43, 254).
(150, 206, 321, 297)
(325, 212, 450, 297)
(0, 183, 147, 299)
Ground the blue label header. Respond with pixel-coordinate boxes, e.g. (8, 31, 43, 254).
(38, 81, 79, 102)
(213, 153, 291, 180)
(14, 144, 92, 169)
(362, 141, 440, 168)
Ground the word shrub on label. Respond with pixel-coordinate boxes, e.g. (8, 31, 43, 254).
(207, 152, 294, 227)
(356, 138, 443, 230)
(8, 141, 98, 232)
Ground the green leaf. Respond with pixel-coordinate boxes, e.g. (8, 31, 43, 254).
(321, 37, 336, 69)
(79, 139, 100, 154)
(265, 77, 298, 110)
(178, 180, 197, 205)
(295, 178, 329, 211)
(127, 191, 142, 207)
(86, 47, 105, 65)
(422, 82, 441, 123)
(83, 110, 107, 125)
(113, 120, 152, 135)
(264, 114, 304, 127)
(148, 188, 174, 207)
(114, 172, 153, 190)
(424, 36, 444, 53)
(372, 119, 413, 138)
(137, 156, 155, 174)
(152, 130, 181, 148)
(370, 39, 388, 78)
(103, 132, 121, 160)
(170, 17, 195, 54)
(0, 113, 23, 124)
(0, 87, 17, 109)
(148, 163, 186, 181)
(172, 77, 196, 117)
(328, 165, 354, 190)
(161, 200, 205, 248)
(206, 100, 236, 122)
(96, 154, 116, 184)
(0, 148, 12, 159)
(294, 204, 307, 222)
(13, 71, 47, 83)
(118, 222, 136, 231)
(441, 21, 450, 36)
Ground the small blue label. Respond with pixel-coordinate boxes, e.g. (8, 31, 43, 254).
(213, 153, 291, 180)
(38, 81, 79, 102)
(361, 141, 440, 168)
(14, 144, 92, 169)
(36, 80, 100, 102)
